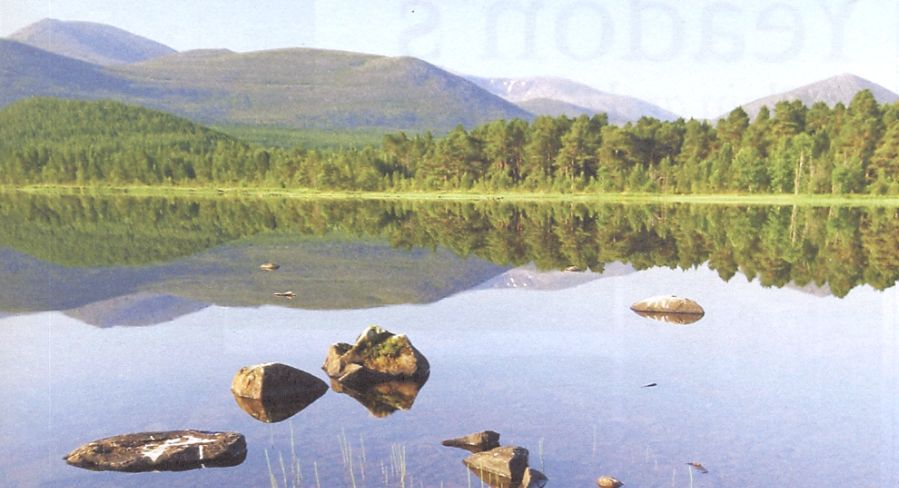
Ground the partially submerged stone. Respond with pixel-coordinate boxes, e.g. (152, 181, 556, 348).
(522, 467, 548, 487)
(231, 363, 328, 423)
(323, 326, 430, 387)
(64, 430, 246, 472)
(630, 295, 704, 324)
(442, 430, 501, 452)
(597, 475, 624, 487)
(463, 446, 530, 485)
(330, 378, 425, 417)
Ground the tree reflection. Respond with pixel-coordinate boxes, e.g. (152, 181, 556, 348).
(0, 192, 895, 297)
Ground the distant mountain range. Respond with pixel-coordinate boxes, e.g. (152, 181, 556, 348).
(9, 18, 175, 65)
(467, 76, 680, 123)
(2, 18, 897, 132)
(735, 73, 899, 119)
(1, 19, 528, 132)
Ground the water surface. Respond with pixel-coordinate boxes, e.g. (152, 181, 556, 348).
(0, 194, 896, 487)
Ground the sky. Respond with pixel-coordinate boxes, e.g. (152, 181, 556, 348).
(2, 0, 897, 119)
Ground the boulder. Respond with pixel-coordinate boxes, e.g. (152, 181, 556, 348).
(231, 363, 328, 422)
(330, 378, 425, 417)
(630, 295, 704, 324)
(463, 446, 529, 485)
(597, 475, 624, 487)
(442, 430, 501, 452)
(322, 326, 430, 387)
(64, 430, 246, 472)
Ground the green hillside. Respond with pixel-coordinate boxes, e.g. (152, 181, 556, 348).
(0, 36, 530, 132)
(0, 98, 254, 183)
(111, 48, 531, 130)
(0, 40, 133, 105)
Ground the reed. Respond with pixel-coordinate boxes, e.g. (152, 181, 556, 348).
(338, 429, 358, 488)
(538, 437, 545, 472)
(390, 443, 407, 488)
(265, 448, 278, 488)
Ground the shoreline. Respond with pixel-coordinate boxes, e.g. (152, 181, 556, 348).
(4, 184, 899, 207)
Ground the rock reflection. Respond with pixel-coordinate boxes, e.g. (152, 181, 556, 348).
(632, 310, 704, 325)
(330, 378, 427, 417)
(232, 392, 323, 423)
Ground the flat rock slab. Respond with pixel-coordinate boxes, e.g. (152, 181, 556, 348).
(464, 446, 529, 485)
(442, 430, 501, 452)
(65, 430, 246, 472)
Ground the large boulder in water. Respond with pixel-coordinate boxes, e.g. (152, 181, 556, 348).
(630, 295, 704, 324)
(323, 326, 430, 387)
(230, 363, 328, 422)
(64, 430, 246, 472)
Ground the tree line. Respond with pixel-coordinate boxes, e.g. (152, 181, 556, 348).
(1, 95, 898, 194)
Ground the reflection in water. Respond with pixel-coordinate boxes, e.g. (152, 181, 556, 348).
(632, 310, 704, 325)
(331, 378, 427, 418)
(0, 192, 895, 300)
(232, 391, 323, 423)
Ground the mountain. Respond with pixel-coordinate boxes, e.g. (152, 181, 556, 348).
(8, 18, 176, 65)
(736, 73, 899, 119)
(0, 35, 530, 131)
(0, 39, 138, 105)
(109, 49, 531, 130)
(467, 76, 679, 123)
(515, 98, 595, 118)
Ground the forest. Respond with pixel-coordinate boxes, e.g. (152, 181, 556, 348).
(0, 95, 898, 194)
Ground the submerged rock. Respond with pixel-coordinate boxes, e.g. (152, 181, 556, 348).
(64, 430, 246, 472)
(230, 363, 328, 423)
(463, 446, 530, 486)
(323, 326, 430, 387)
(597, 475, 624, 487)
(330, 378, 425, 417)
(630, 295, 704, 324)
(442, 430, 501, 452)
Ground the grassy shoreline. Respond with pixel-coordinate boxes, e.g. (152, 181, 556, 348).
(4, 184, 899, 207)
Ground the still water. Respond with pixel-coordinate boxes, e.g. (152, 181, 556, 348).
(0, 193, 897, 487)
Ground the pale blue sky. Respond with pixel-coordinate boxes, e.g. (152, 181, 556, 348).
(2, 0, 896, 118)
